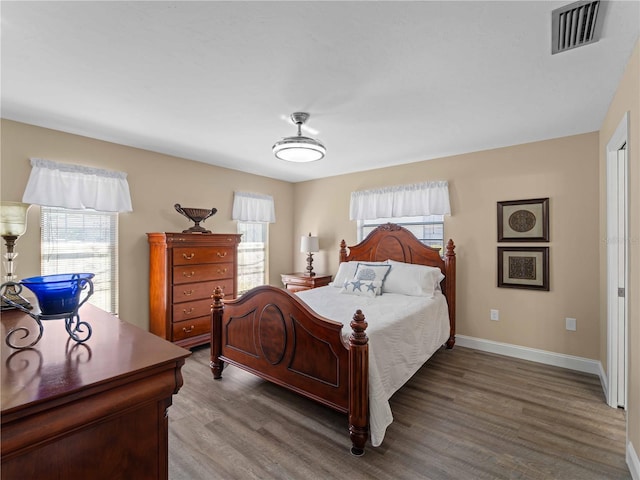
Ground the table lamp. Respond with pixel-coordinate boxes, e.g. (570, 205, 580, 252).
(300, 233, 319, 277)
(1, 201, 32, 310)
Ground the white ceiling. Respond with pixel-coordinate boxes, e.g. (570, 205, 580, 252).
(2, 1, 639, 183)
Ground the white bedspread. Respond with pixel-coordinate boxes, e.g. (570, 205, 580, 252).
(295, 286, 450, 447)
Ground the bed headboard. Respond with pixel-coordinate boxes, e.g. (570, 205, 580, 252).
(339, 223, 456, 348)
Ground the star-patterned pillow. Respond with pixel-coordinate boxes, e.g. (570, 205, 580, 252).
(340, 278, 383, 297)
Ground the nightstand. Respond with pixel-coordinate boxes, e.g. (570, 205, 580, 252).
(281, 273, 332, 293)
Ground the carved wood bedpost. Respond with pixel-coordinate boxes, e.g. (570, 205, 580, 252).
(444, 239, 456, 349)
(339, 239, 348, 263)
(210, 286, 225, 379)
(348, 309, 369, 456)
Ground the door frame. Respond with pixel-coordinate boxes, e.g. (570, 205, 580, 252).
(606, 111, 629, 409)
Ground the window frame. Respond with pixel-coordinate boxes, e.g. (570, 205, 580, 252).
(357, 215, 445, 253)
(236, 221, 268, 295)
(40, 207, 119, 313)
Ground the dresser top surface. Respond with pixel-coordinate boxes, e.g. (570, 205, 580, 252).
(147, 232, 242, 246)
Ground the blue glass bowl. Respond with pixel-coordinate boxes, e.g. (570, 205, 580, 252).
(20, 273, 95, 316)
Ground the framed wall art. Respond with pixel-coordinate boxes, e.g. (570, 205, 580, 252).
(497, 198, 549, 242)
(497, 246, 549, 291)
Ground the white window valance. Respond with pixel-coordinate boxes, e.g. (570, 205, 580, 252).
(232, 191, 276, 223)
(22, 158, 133, 212)
(349, 181, 451, 221)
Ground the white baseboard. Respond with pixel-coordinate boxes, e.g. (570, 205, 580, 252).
(599, 361, 609, 402)
(629, 441, 640, 480)
(455, 335, 603, 376)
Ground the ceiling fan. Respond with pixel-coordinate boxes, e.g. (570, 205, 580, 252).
(273, 112, 326, 162)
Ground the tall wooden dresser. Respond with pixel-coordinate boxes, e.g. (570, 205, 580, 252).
(147, 232, 241, 348)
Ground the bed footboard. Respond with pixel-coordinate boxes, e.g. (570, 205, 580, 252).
(211, 286, 369, 455)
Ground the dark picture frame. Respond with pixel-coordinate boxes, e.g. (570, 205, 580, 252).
(497, 246, 549, 291)
(497, 198, 549, 242)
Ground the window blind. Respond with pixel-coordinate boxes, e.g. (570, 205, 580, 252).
(41, 207, 118, 313)
(236, 222, 268, 294)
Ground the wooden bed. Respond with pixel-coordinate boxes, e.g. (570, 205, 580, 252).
(210, 223, 456, 455)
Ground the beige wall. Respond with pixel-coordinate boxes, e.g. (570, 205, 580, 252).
(294, 132, 601, 359)
(2, 122, 602, 360)
(599, 40, 639, 464)
(0, 120, 295, 329)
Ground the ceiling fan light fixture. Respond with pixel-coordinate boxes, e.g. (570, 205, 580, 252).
(273, 112, 325, 162)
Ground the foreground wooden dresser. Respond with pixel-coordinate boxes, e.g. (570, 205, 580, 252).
(1, 303, 190, 480)
(148, 232, 241, 348)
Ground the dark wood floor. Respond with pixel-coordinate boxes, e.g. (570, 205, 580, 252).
(168, 345, 629, 480)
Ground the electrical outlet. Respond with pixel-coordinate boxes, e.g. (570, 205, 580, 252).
(490, 309, 499, 321)
(566, 317, 577, 331)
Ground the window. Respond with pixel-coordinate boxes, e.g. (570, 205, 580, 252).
(41, 207, 118, 313)
(358, 215, 445, 253)
(236, 222, 267, 295)
(231, 191, 274, 295)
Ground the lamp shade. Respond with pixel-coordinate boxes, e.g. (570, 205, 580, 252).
(300, 234, 319, 253)
(0, 202, 31, 237)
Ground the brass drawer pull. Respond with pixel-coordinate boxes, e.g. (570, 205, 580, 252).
(182, 252, 195, 260)
(217, 251, 227, 258)
(183, 307, 194, 315)
(217, 267, 228, 275)
(182, 271, 195, 278)
(183, 289, 194, 296)
(182, 325, 194, 334)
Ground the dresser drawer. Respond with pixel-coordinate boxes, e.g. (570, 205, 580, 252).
(172, 315, 210, 341)
(172, 298, 213, 322)
(172, 279, 234, 304)
(173, 263, 233, 285)
(173, 247, 235, 266)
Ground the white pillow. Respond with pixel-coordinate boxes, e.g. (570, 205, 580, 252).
(354, 262, 392, 285)
(331, 261, 387, 287)
(383, 260, 445, 297)
(331, 261, 358, 287)
(340, 279, 383, 297)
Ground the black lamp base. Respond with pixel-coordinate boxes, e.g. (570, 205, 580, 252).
(305, 252, 316, 277)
